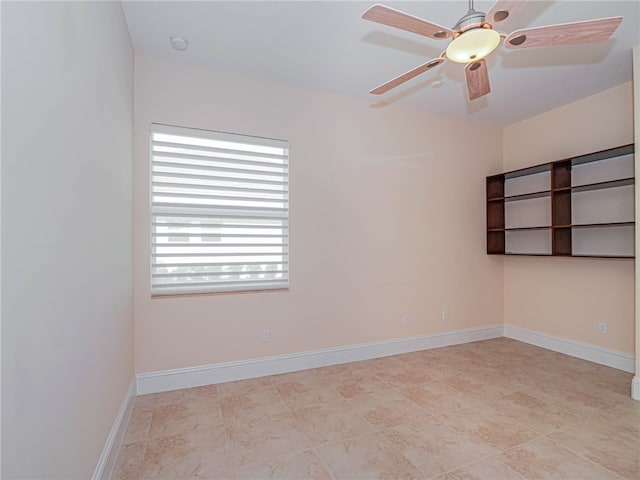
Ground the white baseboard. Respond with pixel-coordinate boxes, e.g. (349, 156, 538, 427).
(92, 379, 137, 480)
(632, 376, 640, 401)
(136, 324, 503, 394)
(504, 324, 635, 373)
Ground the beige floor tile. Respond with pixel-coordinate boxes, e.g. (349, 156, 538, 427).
(400, 351, 469, 379)
(488, 391, 582, 435)
(293, 400, 377, 446)
(580, 376, 634, 405)
(445, 373, 523, 405)
(136, 384, 218, 410)
(135, 389, 192, 410)
(180, 384, 219, 400)
(216, 376, 273, 397)
(115, 339, 639, 480)
(375, 362, 435, 388)
(523, 383, 613, 419)
(236, 449, 331, 479)
(400, 380, 488, 415)
(499, 437, 620, 480)
(274, 378, 345, 410)
(316, 431, 425, 479)
(148, 400, 223, 439)
(347, 389, 430, 428)
(439, 406, 538, 451)
(350, 356, 407, 376)
(112, 441, 146, 480)
(334, 374, 393, 399)
(122, 406, 152, 446)
(442, 457, 525, 480)
(219, 385, 287, 424)
(270, 368, 329, 385)
(384, 417, 498, 478)
(142, 429, 233, 479)
(302, 363, 363, 387)
(598, 401, 640, 439)
(226, 411, 312, 467)
(548, 416, 640, 479)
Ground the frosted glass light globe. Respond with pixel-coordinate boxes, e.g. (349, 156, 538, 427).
(446, 28, 500, 63)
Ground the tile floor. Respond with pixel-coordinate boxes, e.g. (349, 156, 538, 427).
(113, 338, 639, 479)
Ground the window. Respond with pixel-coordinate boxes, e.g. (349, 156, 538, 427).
(150, 124, 289, 296)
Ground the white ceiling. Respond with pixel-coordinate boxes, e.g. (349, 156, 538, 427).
(121, 1, 640, 126)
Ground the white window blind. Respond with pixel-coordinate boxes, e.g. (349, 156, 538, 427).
(150, 124, 289, 296)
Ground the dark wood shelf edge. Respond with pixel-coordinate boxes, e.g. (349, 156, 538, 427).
(571, 177, 634, 193)
(553, 222, 635, 229)
(488, 226, 551, 232)
(570, 144, 635, 166)
(571, 255, 635, 259)
(488, 252, 634, 259)
(504, 190, 551, 202)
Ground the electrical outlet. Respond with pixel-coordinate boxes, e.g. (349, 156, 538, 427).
(262, 329, 270, 342)
(597, 322, 608, 334)
(403, 314, 410, 325)
(441, 310, 449, 321)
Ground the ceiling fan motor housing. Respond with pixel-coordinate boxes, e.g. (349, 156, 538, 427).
(452, 8, 489, 37)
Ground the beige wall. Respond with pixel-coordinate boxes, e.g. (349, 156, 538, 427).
(1, 2, 134, 477)
(503, 83, 635, 353)
(133, 55, 504, 373)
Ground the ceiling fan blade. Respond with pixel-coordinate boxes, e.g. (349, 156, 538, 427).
(504, 17, 622, 49)
(362, 4, 453, 40)
(370, 57, 445, 95)
(485, 1, 528, 26)
(465, 60, 490, 101)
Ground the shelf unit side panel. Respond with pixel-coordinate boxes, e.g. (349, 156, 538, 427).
(552, 161, 572, 189)
(486, 175, 505, 199)
(553, 227, 572, 256)
(487, 201, 505, 229)
(552, 191, 572, 226)
(487, 231, 505, 254)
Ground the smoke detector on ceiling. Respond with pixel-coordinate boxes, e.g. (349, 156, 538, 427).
(169, 35, 189, 51)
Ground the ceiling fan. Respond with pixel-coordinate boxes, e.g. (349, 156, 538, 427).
(362, 1, 622, 100)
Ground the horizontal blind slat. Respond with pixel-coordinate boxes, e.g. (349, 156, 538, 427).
(153, 261, 288, 268)
(152, 191, 288, 204)
(152, 171, 287, 187)
(153, 140, 286, 160)
(152, 181, 288, 195)
(153, 252, 287, 258)
(153, 270, 288, 279)
(152, 145, 288, 167)
(155, 278, 283, 288)
(152, 242, 288, 248)
(152, 223, 285, 231)
(152, 233, 287, 239)
(153, 160, 287, 178)
(152, 203, 287, 216)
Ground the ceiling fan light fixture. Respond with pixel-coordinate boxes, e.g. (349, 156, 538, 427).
(446, 28, 500, 63)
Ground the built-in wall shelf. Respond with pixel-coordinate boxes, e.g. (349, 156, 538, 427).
(486, 144, 635, 258)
